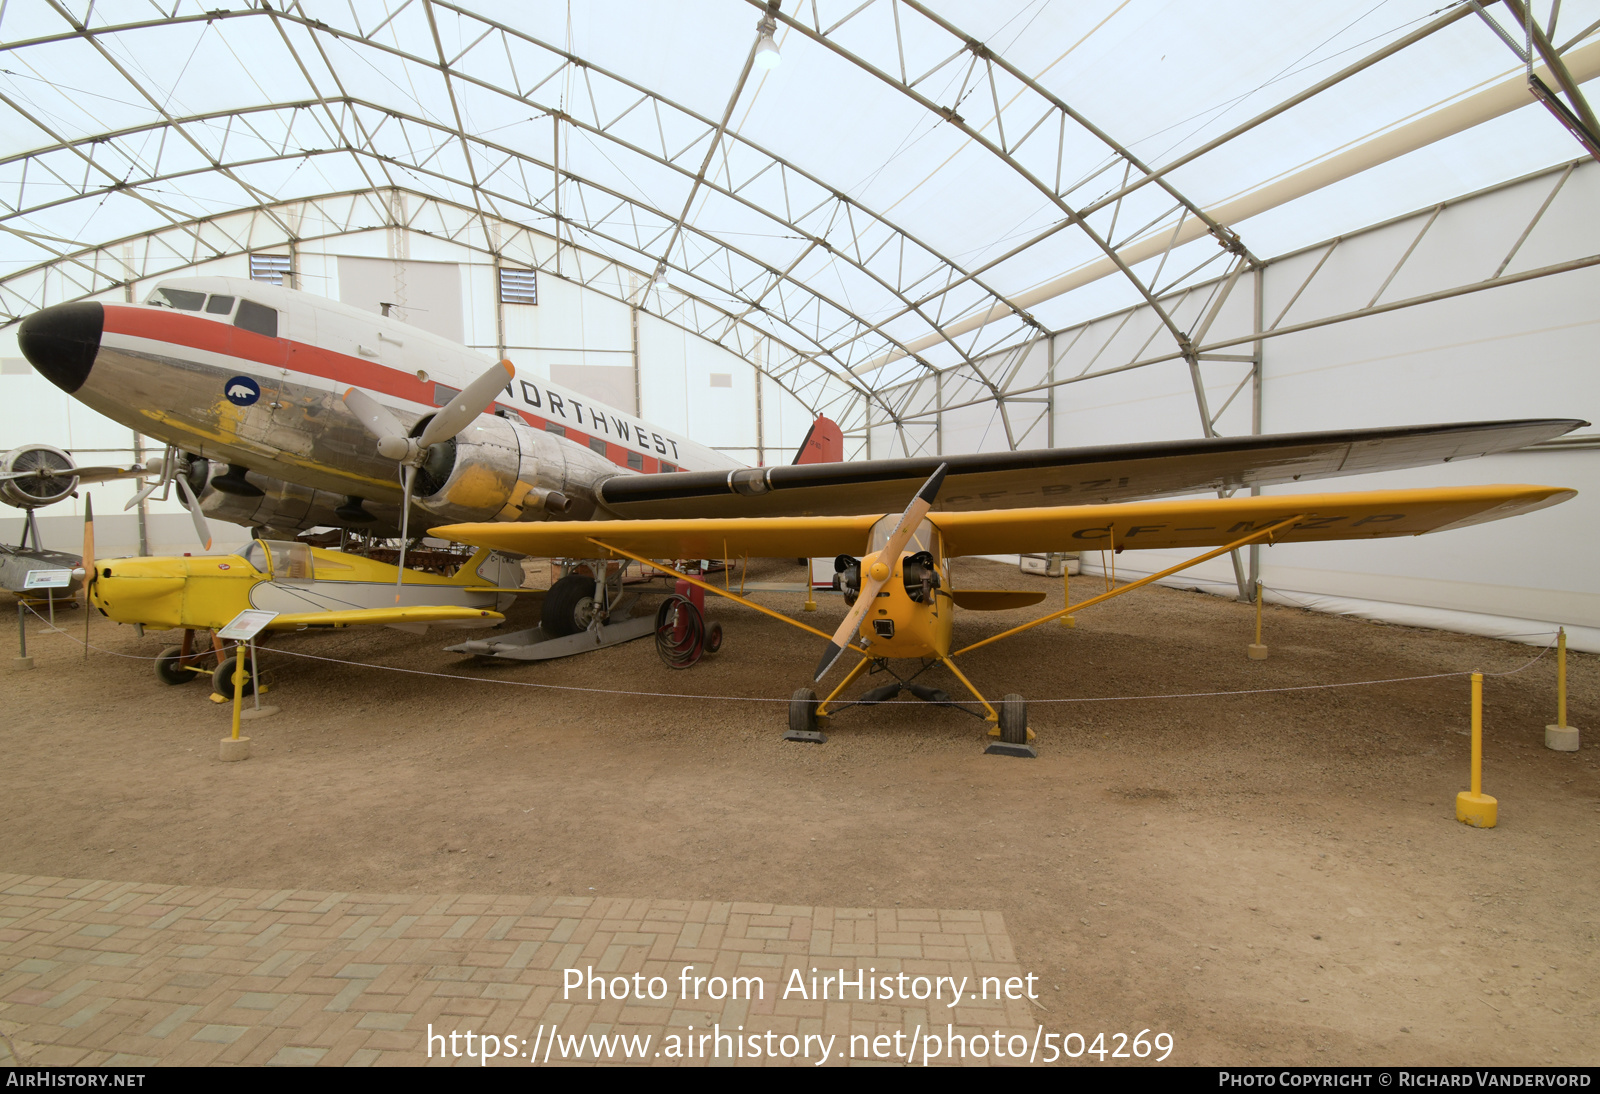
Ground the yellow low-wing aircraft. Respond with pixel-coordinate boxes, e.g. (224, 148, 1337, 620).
(88, 536, 518, 691)
(435, 476, 1576, 755)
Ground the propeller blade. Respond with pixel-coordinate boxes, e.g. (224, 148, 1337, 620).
(174, 472, 213, 552)
(81, 493, 95, 581)
(813, 463, 947, 683)
(394, 463, 416, 602)
(342, 385, 410, 443)
(124, 477, 161, 511)
(416, 359, 515, 450)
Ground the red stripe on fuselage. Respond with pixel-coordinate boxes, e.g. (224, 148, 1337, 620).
(101, 304, 675, 475)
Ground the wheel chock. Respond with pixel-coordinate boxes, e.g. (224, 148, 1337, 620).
(984, 741, 1037, 758)
(783, 728, 827, 744)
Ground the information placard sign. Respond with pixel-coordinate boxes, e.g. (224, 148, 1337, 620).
(23, 569, 75, 590)
(217, 609, 279, 641)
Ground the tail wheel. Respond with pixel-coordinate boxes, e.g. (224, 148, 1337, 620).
(705, 622, 724, 654)
(213, 654, 256, 698)
(999, 693, 1028, 745)
(789, 688, 819, 734)
(155, 646, 196, 686)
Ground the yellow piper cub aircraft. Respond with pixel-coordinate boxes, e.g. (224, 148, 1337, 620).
(435, 468, 1576, 756)
(88, 535, 519, 691)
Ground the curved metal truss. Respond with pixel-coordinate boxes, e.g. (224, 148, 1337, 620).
(0, 1, 1245, 416)
(0, 186, 871, 429)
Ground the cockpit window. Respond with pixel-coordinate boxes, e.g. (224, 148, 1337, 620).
(205, 294, 236, 315)
(240, 541, 267, 572)
(146, 287, 205, 310)
(235, 299, 279, 338)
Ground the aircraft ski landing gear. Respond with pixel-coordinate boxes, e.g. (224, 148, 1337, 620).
(785, 687, 826, 743)
(984, 693, 1037, 758)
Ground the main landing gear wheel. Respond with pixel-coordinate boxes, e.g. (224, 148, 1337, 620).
(785, 687, 826, 744)
(985, 692, 1037, 758)
(213, 654, 256, 698)
(999, 693, 1028, 744)
(541, 573, 601, 637)
(155, 646, 197, 685)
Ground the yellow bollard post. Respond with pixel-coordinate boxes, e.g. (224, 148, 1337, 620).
(1545, 628, 1580, 751)
(1456, 672, 1497, 827)
(1247, 580, 1268, 660)
(231, 652, 244, 740)
(218, 645, 252, 762)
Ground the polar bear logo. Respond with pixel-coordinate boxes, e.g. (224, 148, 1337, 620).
(224, 376, 260, 406)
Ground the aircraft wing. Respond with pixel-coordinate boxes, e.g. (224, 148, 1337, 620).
(434, 485, 1575, 560)
(593, 419, 1586, 518)
(266, 605, 503, 629)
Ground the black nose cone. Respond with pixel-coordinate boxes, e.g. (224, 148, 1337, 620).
(17, 301, 103, 394)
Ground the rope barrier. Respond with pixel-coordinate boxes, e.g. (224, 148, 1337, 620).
(17, 599, 1562, 706)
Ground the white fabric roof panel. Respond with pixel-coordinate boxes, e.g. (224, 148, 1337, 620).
(2, 0, 1597, 388)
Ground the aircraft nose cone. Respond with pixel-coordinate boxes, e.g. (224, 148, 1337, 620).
(17, 301, 103, 394)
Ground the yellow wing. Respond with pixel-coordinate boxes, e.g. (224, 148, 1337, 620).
(433, 485, 1574, 559)
(266, 605, 503, 629)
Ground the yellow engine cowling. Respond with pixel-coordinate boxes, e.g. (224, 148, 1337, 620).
(855, 548, 953, 660)
(90, 554, 257, 630)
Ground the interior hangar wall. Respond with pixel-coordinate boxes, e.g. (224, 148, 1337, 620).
(919, 161, 1600, 646)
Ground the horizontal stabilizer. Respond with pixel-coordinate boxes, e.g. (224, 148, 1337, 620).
(949, 590, 1049, 611)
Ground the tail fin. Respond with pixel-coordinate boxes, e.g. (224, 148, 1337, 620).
(793, 415, 843, 465)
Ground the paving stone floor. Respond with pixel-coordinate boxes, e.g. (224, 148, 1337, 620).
(0, 873, 1035, 1066)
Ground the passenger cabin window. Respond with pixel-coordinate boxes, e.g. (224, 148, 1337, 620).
(588, 437, 606, 455)
(544, 421, 565, 437)
(147, 287, 205, 310)
(626, 451, 643, 471)
(205, 294, 236, 315)
(235, 299, 279, 338)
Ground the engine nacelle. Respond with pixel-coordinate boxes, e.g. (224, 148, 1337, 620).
(411, 412, 617, 523)
(1, 445, 78, 510)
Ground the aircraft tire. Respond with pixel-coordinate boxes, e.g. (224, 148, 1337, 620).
(155, 646, 195, 686)
(541, 573, 599, 637)
(999, 693, 1028, 745)
(213, 654, 255, 698)
(789, 688, 819, 734)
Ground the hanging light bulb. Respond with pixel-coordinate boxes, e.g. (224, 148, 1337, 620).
(754, 14, 781, 70)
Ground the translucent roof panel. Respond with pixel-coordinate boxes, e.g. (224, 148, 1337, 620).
(2, 0, 1596, 388)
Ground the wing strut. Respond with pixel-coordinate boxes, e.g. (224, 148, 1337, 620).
(582, 537, 835, 642)
(951, 513, 1305, 658)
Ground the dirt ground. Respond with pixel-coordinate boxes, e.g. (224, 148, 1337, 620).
(2, 558, 1596, 1067)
